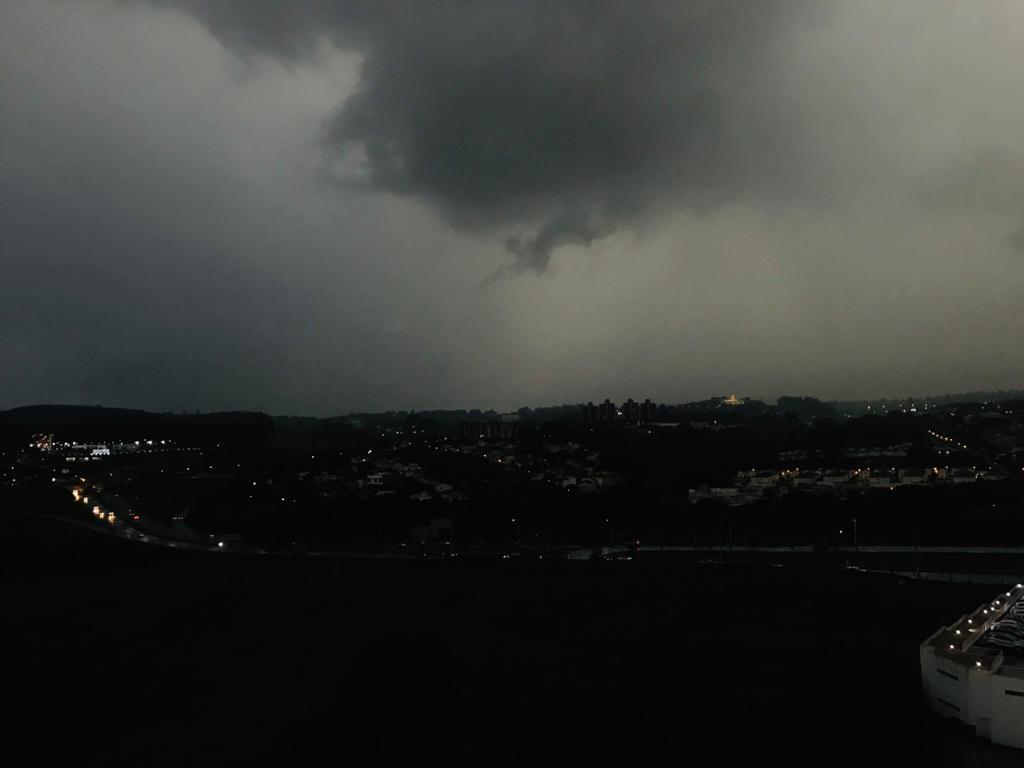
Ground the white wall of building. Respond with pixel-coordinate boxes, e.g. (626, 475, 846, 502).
(991, 678, 1024, 749)
(920, 594, 1024, 751)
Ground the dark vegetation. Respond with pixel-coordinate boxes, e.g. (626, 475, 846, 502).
(0, 405, 273, 445)
(3, 516, 1019, 766)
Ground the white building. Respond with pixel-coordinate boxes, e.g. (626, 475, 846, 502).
(899, 468, 927, 485)
(950, 467, 978, 484)
(980, 469, 1010, 482)
(868, 470, 893, 489)
(920, 585, 1024, 750)
(748, 470, 779, 488)
(819, 469, 851, 486)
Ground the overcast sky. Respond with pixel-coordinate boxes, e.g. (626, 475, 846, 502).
(2, 1, 1024, 415)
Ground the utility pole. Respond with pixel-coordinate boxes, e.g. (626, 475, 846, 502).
(914, 519, 921, 579)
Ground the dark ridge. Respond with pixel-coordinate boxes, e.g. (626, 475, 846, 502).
(0, 404, 274, 445)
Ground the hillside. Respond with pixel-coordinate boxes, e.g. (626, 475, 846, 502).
(0, 405, 274, 444)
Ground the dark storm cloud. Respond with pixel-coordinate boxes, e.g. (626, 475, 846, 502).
(144, 0, 821, 271)
(505, 211, 608, 275)
(6, 0, 1024, 415)
(1011, 222, 1024, 253)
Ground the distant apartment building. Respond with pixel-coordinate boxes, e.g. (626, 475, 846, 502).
(621, 398, 640, 423)
(584, 398, 656, 424)
(639, 398, 656, 423)
(457, 420, 521, 441)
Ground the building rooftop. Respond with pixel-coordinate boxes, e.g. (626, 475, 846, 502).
(926, 584, 1024, 673)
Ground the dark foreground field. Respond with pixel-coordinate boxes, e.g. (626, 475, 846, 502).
(3, 516, 1020, 767)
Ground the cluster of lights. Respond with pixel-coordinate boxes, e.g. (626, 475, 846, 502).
(927, 430, 968, 450)
(91, 504, 115, 525)
(942, 586, 1024, 667)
